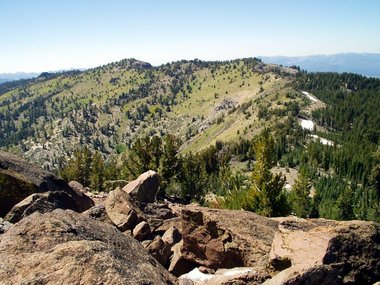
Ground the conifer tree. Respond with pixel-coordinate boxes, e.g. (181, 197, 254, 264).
(290, 167, 312, 218)
(90, 151, 105, 193)
(337, 187, 355, 220)
(249, 130, 290, 216)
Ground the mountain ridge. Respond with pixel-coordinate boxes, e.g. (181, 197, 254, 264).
(0, 57, 300, 169)
(260, 53, 380, 77)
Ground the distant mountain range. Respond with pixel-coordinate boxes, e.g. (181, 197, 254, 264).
(260, 53, 380, 77)
(0, 69, 85, 83)
(0, 72, 39, 83)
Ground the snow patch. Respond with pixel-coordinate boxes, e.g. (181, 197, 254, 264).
(220, 267, 254, 277)
(180, 268, 213, 282)
(310, 134, 334, 146)
(302, 91, 318, 102)
(300, 119, 314, 131)
(179, 267, 257, 284)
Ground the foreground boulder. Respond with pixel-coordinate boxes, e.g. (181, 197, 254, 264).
(0, 209, 176, 284)
(0, 150, 94, 217)
(123, 170, 159, 204)
(5, 191, 78, 223)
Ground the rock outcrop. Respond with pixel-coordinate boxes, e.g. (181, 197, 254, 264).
(165, 205, 380, 284)
(263, 218, 380, 285)
(122, 170, 159, 204)
(0, 150, 94, 217)
(1, 160, 379, 285)
(180, 206, 278, 270)
(0, 209, 177, 284)
(83, 203, 113, 224)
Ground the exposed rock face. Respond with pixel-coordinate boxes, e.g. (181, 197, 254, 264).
(1, 160, 379, 285)
(181, 206, 278, 270)
(322, 221, 380, 284)
(0, 150, 94, 217)
(268, 217, 336, 271)
(144, 202, 176, 220)
(174, 206, 380, 284)
(0, 209, 176, 285)
(104, 187, 145, 231)
(155, 216, 183, 233)
(264, 218, 380, 285)
(123, 170, 160, 204)
(144, 202, 177, 232)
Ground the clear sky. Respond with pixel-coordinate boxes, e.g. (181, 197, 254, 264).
(1, 0, 379, 73)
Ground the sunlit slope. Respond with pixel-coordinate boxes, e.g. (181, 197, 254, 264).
(0, 58, 300, 168)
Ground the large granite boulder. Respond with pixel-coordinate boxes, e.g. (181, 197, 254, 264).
(104, 187, 145, 231)
(0, 209, 176, 284)
(0, 150, 94, 217)
(123, 170, 159, 204)
(5, 191, 77, 223)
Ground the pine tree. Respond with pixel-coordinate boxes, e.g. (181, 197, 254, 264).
(290, 167, 312, 218)
(160, 134, 182, 189)
(249, 130, 290, 216)
(90, 151, 105, 193)
(337, 187, 355, 220)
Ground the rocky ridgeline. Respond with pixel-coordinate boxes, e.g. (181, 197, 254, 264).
(0, 150, 379, 285)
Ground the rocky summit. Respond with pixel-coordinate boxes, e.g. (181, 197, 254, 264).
(0, 209, 176, 285)
(0, 151, 379, 284)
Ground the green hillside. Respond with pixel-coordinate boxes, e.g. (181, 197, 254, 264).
(0, 58, 300, 169)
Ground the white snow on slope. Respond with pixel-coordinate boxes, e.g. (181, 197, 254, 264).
(300, 119, 315, 130)
(310, 134, 334, 146)
(302, 91, 318, 102)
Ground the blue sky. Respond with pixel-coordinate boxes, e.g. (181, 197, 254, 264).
(1, 0, 379, 72)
